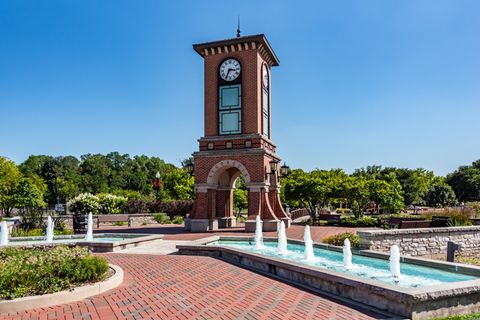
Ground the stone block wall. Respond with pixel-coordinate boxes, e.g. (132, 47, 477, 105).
(51, 213, 158, 229)
(358, 226, 480, 257)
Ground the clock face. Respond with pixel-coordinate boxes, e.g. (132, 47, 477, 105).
(262, 64, 269, 89)
(219, 58, 241, 81)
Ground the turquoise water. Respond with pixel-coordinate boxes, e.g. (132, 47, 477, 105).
(210, 240, 477, 288)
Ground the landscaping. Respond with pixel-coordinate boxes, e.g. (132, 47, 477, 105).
(0, 246, 108, 300)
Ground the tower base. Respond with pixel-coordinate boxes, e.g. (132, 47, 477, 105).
(245, 219, 285, 232)
(185, 218, 218, 232)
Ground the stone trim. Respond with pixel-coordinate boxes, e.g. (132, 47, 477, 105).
(194, 184, 216, 192)
(193, 148, 279, 159)
(207, 160, 251, 185)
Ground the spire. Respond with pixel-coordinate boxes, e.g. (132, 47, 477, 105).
(236, 16, 241, 38)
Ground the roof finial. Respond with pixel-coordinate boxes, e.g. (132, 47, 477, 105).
(237, 16, 241, 38)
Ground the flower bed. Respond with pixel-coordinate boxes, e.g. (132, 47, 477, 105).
(0, 246, 108, 300)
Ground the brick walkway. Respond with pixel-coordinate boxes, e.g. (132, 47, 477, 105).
(96, 224, 366, 243)
(4, 254, 385, 320)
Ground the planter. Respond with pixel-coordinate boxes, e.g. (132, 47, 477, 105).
(0, 264, 124, 314)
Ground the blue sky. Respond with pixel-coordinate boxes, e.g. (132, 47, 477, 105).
(0, 1, 479, 176)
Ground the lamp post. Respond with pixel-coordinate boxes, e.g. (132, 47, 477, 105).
(280, 162, 290, 177)
(153, 171, 163, 199)
(185, 160, 194, 176)
(267, 159, 279, 185)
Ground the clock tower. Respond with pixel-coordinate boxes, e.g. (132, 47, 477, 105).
(186, 34, 290, 232)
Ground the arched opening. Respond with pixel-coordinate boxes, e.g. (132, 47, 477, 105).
(208, 162, 249, 228)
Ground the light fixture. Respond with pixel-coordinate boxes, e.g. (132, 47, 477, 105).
(280, 162, 290, 176)
(269, 159, 279, 173)
(185, 160, 195, 175)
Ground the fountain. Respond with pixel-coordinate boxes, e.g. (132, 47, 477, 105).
(180, 238, 480, 319)
(343, 238, 353, 269)
(390, 244, 401, 279)
(46, 216, 54, 243)
(303, 225, 315, 262)
(85, 212, 94, 241)
(0, 221, 9, 246)
(254, 215, 264, 249)
(277, 221, 288, 254)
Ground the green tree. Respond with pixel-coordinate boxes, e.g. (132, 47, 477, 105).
(381, 173, 404, 213)
(426, 183, 457, 207)
(233, 189, 248, 217)
(79, 154, 112, 194)
(163, 169, 194, 200)
(0, 157, 46, 215)
(14, 178, 46, 209)
(343, 176, 370, 218)
(446, 160, 480, 202)
(283, 169, 337, 223)
(0, 157, 23, 216)
(382, 167, 434, 206)
(19, 155, 81, 204)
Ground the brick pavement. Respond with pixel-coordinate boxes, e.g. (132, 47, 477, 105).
(3, 254, 385, 320)
(96, 224, 366, 243)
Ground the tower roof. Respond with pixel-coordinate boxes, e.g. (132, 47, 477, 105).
(193, 34, 280, 66)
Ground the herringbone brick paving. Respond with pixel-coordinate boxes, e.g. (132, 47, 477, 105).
(3, 254, 384, 320)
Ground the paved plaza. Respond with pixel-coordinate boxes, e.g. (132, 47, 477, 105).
(97, 224, 362, 242)
(0, 224, 390, 320)
(4, 253, 385, 320)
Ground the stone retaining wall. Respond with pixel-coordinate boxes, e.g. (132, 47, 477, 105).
(50, 214, 158, 229)
(358, 226, 480, 257)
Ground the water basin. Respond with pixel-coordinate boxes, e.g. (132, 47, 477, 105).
(209, 239, 477, 288)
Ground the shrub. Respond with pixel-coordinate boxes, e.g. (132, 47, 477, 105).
(153, 213, 171, 224)
(149, 200, 194, 218)
(97, 193, 127, 215)
(67, 193, 99, 214)
(336, 208, 351, 214)
(125, 199, 148, 214)
(447, 214, 473, 227)
(0, 246, 108, 299)
(111, 189, 142, 200)
(171, 215, 184, 224)
(323, 232, 360, 248)
(340, 215, 379, 227)
(11, 228, 74, 237)
(17, 207, 45, 231)
(11, 228, 43, 237)
(423, 208, 474, 227)
(466, 202, 480, 217)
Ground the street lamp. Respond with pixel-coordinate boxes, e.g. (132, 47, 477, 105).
(153, 171, 163, 199)
(280, 162, 290, 177)
(269, 159, 279, 173)
(266, 159, 279, 182)
(185, 160, 194, 176)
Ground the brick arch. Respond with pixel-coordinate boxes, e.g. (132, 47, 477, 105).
(206, 160, 251, 185)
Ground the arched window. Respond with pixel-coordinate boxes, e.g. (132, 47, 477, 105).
(262, 64, 270, 138)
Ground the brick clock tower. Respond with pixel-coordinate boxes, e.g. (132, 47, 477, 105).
(185, 34, 290, 233)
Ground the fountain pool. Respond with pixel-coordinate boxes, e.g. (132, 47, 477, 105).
(4, 233, 163, 252)
(177, 236, 480, 319)
(208, 239, 475, 288)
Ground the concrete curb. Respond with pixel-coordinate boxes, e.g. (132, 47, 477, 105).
(0, 264, 124, 314)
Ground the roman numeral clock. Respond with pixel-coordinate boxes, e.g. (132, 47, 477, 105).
(186, 34, 290, 233)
